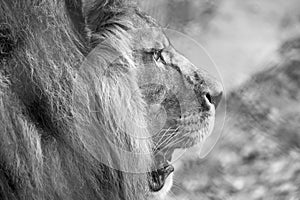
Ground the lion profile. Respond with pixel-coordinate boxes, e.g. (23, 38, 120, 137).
(0, 0, 222, 200)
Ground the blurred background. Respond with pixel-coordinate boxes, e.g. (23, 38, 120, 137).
(137, 0, 300, 199)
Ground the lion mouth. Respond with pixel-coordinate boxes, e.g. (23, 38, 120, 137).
(148, 150, 174, 192)
(148, 110, 215, 192)
(148, 164, 174, 192)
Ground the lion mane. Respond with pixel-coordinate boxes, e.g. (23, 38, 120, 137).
(0, 0, 153, 199)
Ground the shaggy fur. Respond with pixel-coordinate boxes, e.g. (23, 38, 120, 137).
(0, 0, 153, 199)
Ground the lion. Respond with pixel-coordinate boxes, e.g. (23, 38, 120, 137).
(0, 0, 222, 200)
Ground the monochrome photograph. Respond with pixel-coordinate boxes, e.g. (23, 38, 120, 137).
(0, 0, 299, 199)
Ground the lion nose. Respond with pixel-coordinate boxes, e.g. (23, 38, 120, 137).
(205, 77, 223, 108)
(193, 72, 223, 108)
(205, 86, 223, 108)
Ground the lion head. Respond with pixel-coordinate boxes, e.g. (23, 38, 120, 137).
(0, 0, 222, 200)
(128, 18, 223, 198)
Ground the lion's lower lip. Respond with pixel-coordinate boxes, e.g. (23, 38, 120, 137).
(148, 164, 174, 192)
(149, 147, 175, 192)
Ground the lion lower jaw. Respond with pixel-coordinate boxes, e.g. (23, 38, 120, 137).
(149, 173, 174, 200)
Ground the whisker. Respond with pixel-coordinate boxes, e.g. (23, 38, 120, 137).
(154, 127, 179, 151)
(164, 136, 186, 149)
(154, 127, 177, 146)
(156, 127, 179, 148)
(152, 128, 177, 139)
(153, 127, 173, 150)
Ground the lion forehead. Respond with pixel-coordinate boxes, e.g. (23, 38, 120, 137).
(133, 28, 169, 51)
